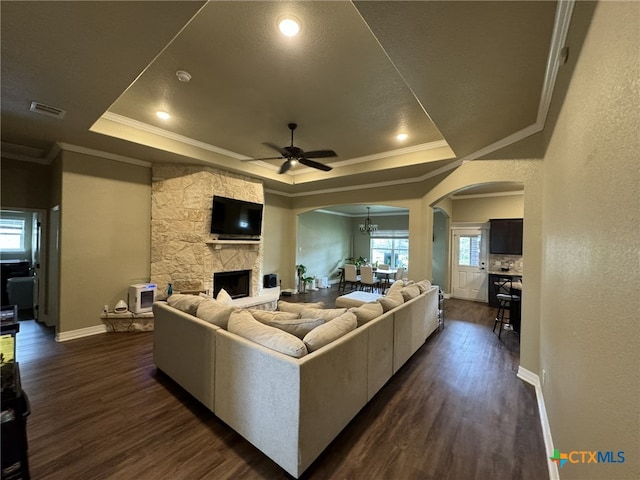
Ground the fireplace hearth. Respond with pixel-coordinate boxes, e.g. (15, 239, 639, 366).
(214, 270, 251, 299)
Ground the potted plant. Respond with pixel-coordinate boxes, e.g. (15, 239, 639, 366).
(344, 256, 368, 268)
(296, 264, 315, 293)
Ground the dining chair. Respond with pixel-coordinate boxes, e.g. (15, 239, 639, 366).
(378, 263, 390, 270)
(394, 267, 405, 281)
(359, 266, 380, 293)
(343, 264, 361, 291)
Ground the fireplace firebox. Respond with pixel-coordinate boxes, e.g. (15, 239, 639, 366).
(213, 270, 251, 299)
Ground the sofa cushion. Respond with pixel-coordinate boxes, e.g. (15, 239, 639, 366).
(216, 288, 233, 305)
(253, 312, 325, 339)
(348, 301, 384, 327)
(377, 291, 405, 312)
(387, 280, 405, 294)
(196, 298, 236, 329)
(302, 312, 357, 353)
(277, 300, 325, 313)
(399, 285, 421, 301)
(167, 294, 207, 315)
(414, 279, 432, 293)
(228, 310, 308, 358)
(248, 310, 300, 322)
(300, 307, 348, 321)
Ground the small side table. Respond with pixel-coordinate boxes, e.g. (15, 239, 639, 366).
(438, 289, 445, 329)
(101, 311, 154, 332)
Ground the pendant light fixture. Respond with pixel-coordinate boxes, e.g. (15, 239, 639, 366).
(359, 207, 378, 235)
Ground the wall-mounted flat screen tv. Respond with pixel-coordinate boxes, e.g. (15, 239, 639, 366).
(210, 196, 263, 237)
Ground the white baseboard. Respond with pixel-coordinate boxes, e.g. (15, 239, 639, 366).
(517, 366, 559, 480)
(56, 324, 106, 342)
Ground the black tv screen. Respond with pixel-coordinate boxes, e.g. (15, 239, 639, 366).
(210, 196, 263, 237)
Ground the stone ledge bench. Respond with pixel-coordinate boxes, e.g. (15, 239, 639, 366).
(335, 291, 383, 308)
(101, 311, 154, 332)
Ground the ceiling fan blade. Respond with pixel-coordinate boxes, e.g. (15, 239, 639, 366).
(279, 159, 293, 174)
(241, 156, 284, 162)
(303, 149, 338, 159)
(299, 157, 333, 172)
(264, 142, 289, 156)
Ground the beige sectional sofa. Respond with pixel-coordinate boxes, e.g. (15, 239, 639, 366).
(153, 280, 439, 478)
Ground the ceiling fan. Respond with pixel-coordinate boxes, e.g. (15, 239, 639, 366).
(247, 123, 337, 174)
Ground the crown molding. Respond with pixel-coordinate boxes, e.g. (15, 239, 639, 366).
(265, 159, 462, 198)
(57, 142, 152, 168)
(315, 208, 409, 218)
(451, 190, 524, 200)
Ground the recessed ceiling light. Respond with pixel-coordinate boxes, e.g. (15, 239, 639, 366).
(156, 111, 170, 120)
(278, 17, 300, 37)
(396, 133, 408, 141)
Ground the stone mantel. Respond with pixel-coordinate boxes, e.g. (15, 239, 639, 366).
(150, 165, 264, 297)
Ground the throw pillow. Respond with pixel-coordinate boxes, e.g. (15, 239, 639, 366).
(302, 312, 357, 353)
(228, 310, 308, 358)
(216, 288, 233, 305)
(277, 300, 325, 313)
(300, 307, 348, 321)
(399, 285, 421, 301)
(414, 280, 432, 293)
(377, 291, 405, 312)
(387, 280, 405, 294)
(196, 298, 236, 329)
(348, 301, 384, 327)
(167, 294, 207, 315)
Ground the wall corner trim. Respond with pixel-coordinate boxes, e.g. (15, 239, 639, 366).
(56, 324, 107, 342)
(517, 366, 559, 480)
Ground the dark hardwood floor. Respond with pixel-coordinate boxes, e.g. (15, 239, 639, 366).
(14, 287, 548, 479)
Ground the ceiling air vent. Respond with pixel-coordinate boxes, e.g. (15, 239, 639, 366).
(29, 101, 66, 119)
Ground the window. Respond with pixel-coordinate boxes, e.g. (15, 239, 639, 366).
(457, 234, 481, 267)
(0, 218, 26, 251)
(370, 230, 409, 268)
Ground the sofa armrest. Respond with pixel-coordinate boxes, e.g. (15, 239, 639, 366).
(153, 302, 218, 412)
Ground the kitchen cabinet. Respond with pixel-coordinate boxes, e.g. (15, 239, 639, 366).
(489, 218, 523, 255)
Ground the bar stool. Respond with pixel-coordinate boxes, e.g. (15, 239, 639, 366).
(492, 278, 520, 338)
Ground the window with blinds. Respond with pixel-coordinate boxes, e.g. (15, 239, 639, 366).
(0, 218, 26, 251)
(369, 230, 408, 268)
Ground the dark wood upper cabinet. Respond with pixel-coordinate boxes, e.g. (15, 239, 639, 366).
(489, 218, 523, 255)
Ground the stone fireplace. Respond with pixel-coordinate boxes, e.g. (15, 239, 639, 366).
(214, 270, 251, 299)
(150, 165, 264, 297)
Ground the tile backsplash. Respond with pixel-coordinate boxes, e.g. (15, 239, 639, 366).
(489, 254, 523, 274)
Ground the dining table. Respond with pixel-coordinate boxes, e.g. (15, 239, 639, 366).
(374, 268, 397, 293)
(337, 266, 397, 293)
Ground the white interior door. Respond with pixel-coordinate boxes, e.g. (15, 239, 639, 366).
(451, 228, 488, 302)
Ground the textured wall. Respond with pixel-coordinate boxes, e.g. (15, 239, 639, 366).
(540, 2, 639, 478)
(151, 165, 264, 296)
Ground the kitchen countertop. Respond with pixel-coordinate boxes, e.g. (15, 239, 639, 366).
(488, 270, 522, 277)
